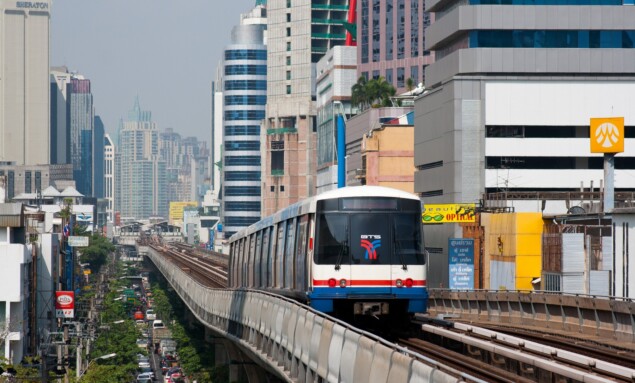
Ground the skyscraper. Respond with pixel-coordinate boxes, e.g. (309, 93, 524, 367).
(93, 116, 105, 198)
(262, 0, 348, 216)
(50, 67, 72, 165)
(117, 98, 167, 220)
(357, 0, 433, 92)
(0, 0, 51, 165)
(221, 3, 267, 238)
(69, 77, 94, 196)
(104, 134, 115, 222)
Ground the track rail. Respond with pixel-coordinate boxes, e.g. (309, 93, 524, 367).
(150, 243, 228, 288)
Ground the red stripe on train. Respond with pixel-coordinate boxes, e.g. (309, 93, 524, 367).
(313, 279, 426, 286)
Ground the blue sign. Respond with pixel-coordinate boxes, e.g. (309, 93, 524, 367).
(448, 238, 475, 290)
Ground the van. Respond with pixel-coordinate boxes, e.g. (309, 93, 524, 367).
(146, 309, 156, 321)
(152, 320, 165, 329)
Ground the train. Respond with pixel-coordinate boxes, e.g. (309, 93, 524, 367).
(227, 185, 428, 319)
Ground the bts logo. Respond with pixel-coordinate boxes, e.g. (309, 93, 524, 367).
(360, 235, 381, 260)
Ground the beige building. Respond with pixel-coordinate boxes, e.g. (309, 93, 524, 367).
(360, 122, 416, 194)
(0, 0, 51, 165)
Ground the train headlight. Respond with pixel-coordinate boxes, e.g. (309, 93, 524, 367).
(339, 279, 347, 288)
(405, 278, 414, 288)
(396, 279, 403, 288)
(328, 278, 337, 288)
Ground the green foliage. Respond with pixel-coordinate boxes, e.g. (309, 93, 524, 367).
(351, 75, 396, 113)
(79, 235, 115, 274)
(79, 364, 135, 383)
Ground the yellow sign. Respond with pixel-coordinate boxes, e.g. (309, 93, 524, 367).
(83, 269, 91, 275)
(422, 204, 476, 224)
(590, 117, 624, 153)
(169, 201, 198, 223)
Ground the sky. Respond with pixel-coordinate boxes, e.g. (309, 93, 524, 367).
(51, 0, 255, 144)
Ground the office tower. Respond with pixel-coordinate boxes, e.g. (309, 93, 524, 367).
(357, 0, 433, 92)
(104, 134, 115, 222)
(69, 77, 94, 196)
(221, 3, 267, 238)
(0, 0, 51, 165)
(211, 68, 223, 195)
(262, 0, 348, 216)
(416, 0, 635, 288)
(118, 98, 167, 220)
(93, 116, 105, 198)
(159, 129, 208, 203)
(315, 46, 357, 193)
(50, 67, 72, 165)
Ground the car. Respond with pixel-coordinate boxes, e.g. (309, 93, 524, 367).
(146, 309, 157, 321)
(139, 368, 155, 380)
(152, 320, 165, 329)
(136, 319, 146, 326)
(136, 354, 149, 363)
(137, 339, 149, 349)
(138, 361, 151, 369)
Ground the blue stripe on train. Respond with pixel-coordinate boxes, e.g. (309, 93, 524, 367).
(308, 287, 428, 314)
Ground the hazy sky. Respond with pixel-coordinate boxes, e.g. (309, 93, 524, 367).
(51, 0, 255, 143)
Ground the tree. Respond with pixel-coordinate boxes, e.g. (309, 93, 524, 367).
(351, 76, 396, 113)
(351, 75, 369, 111)
(406, 77, 415, 92)
(79, 235, 115, 273)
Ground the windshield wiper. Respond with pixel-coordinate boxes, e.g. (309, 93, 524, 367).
(335, 240, 348, 270)
(394, 225, 407, 271)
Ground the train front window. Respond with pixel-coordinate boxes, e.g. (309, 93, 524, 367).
(350, 214, 391, 265)
(315, 213, 348, 264)
(393, 213, 425, 265)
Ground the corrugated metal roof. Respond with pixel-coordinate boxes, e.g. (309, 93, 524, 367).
(0, 203, 24, 227)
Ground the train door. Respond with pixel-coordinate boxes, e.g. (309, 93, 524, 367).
(275, 222, 286, 288)
(349, 214, 391, 294)
(284, 218, 297, 290)
(295, 215, 309, 291)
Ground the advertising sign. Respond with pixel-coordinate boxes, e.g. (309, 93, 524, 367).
(590, 117, 624, 153)
(55, 291, 75, 318)
(422, 204, 476, 224)
(448, 238, 475, 290)
(169, 201, 198, 224)
(68, 236, 89, 247)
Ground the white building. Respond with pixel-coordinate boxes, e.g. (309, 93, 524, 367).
(0, 204, 32, 364)
(0, 0, 51, 165)
(104, 134, 115, 222)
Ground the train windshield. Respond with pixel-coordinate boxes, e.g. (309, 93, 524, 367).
(314, 212, 425, 265)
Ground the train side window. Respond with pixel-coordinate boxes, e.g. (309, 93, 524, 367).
(262, 228, 270, 287)
(285, 218, 296, 289)
(239, 239, 246, 286)
(295, 215, 309, 291)
(255, 231, 263, 287)
(276, 222, 286, 288)
(315, 213, 348, 264)
(270, 224, 278, 287)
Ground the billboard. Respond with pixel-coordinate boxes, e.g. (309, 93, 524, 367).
(448, 238, 475, 290)
(55, 291, 75, 318)
(422, 204, 476, 224)
(68, 236, 89, 247)
(169, 201, 198, 224)
(590, 117, 624, 153)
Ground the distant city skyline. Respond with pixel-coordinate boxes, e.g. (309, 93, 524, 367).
(50, 0, 255, 143)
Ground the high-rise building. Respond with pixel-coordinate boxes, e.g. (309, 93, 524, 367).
(221, 3, 267, 237)
(93, 116, 105, 198)
(69, 77, 94, 196)
(211, 68, 223, 195)
(0, 0, 51, 165)
(104, 134, 115, 222)
(415, 0, 635, 288)
(117, 98, 167, 220)
(357, 0, 433, 92)
(262, 0, 348, 216)
(315, 46, 357, 194)
(50, 67, 72, 165)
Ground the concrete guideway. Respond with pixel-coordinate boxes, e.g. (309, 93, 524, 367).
(145, 246, 475, 383)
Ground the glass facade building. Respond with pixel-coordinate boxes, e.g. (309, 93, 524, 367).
(69, 78, 94, 196)
(221, 5, 267, 238)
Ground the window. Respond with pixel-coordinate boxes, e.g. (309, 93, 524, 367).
(385, 0, 394, 60)
(225, 141, 261, 151)
(385, 69, 393, 84)
(24, 171, 32, 193)
(276, 223, 286, 288)
(225, 49, 267, 60)
(295, 215, 309, 290)
(315, 214, 348, 264)
(280, 185, 285, 192)
(286, 85, 292, 94)
(224, 95, 267, 106)
(411, 0, 420, 57)
(286, 0, 291, 7)
(225, 126, 260, 136)
(397, 67, 405, 88)
(397, 0, 405, 59)
(361, 0, 369, 63)
(225, 187, 261, 196)
(272, 151, 284, 175)
(286, 13, 291, 22)
(286, 70, 291, 80)
(225, 155, 260, 166)
(286, 41, 291, 51)
(410, 66, 419, 85)
(270, 185, 275, 192)
(284, 219, 296, 288)
(286, 56, 291, 65)
(372, 0, 381, 62)
(225, 65, 267, 75)
(225, 80, 267, 90)
(469, 30, 635, 49)
(393, 214, 426, 265)
(226, 201, 260, 213)
(372, 70, 380, 80)
(287, 27, 291, 37)
(225, 171, 262, 181)
(224, 110, 266, 121)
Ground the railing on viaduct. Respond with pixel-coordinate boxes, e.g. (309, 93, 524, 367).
(145, 246, 473, 383)
(427, 289, 635, 343)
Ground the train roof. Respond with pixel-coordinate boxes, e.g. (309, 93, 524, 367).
(228, 186, 421, 242)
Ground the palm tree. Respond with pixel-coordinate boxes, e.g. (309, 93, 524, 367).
(351, 76, 369, 111)
(351, 76, 396, 111)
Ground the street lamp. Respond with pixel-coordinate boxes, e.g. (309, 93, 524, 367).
(77, 352, 116, 379)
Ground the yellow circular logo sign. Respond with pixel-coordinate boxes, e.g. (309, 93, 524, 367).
(590, 117, 624, 153)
